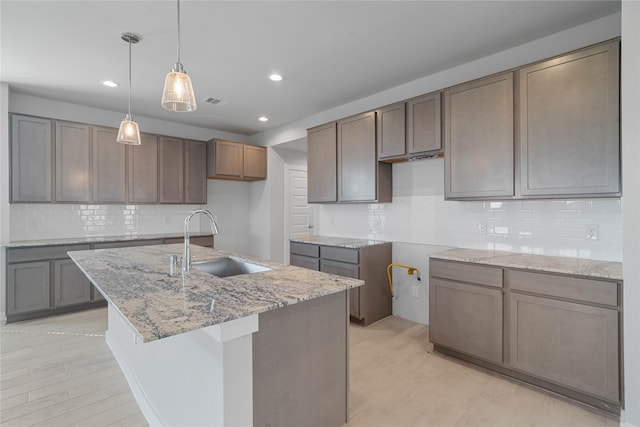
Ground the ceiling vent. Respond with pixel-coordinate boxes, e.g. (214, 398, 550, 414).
(202, 97, 228, 106)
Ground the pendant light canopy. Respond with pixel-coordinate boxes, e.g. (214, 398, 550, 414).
(117, 32, 141, 145)
(161, 0, 197, 112)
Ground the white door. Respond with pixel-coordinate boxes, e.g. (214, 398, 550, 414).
(284, 166, 314, 263)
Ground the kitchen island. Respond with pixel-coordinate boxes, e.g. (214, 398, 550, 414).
(69, 243, 363, 427)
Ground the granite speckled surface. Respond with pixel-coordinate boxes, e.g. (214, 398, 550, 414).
(430, 248, 622, 281)
(289, 235, 388, 249)
(5, 232, 213, 248)
(68, 244, 363, 342)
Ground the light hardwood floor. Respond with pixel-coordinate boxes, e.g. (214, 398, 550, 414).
(1, 308, 620, 427)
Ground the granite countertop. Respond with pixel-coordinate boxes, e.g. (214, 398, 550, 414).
(68, 244, 363, 342)
(290, 235, 389, 249)
(5, 232, 214, 248)
(430, 248, 622, 281)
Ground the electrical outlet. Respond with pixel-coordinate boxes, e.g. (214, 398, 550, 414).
(585, 224, 599, 240)
(411, 285, 419, 298)
(478, 222, 488, 235)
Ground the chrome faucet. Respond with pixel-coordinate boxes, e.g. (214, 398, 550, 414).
(183, 209, 219, 271)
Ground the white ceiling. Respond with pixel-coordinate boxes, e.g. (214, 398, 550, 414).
(0, 1, 621, 137)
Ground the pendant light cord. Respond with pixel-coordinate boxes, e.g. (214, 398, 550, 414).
(176, 0, 181, 65)
(128, 35, 132, 119)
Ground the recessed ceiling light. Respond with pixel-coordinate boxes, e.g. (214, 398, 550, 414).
(259, 116, 269, 122)
(101, 80, 119, 88)
(269, 74, 283, 82)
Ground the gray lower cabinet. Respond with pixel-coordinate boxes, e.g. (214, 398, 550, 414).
(518, 40, 620, 197)
(444, 72, 514, 199)
(7, 261, 51, 315)
(290, 240, 392, 326)
(429, 258, 622, 413)
(54, 259, 92, 307)
(10, 114, 53, 202)
(429, 278, 503, 364)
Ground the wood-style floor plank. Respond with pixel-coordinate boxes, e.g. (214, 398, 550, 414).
(1, 308, 621, 427)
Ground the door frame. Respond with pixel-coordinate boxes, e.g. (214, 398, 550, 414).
(284, 165, 311, 264)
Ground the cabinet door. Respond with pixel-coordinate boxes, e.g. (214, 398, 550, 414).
(337, 112, 377, 202)
(10, 115, 53, 202)
(184, 140, 207, 203)
(54, 259, 92, 307)
(444, 72, 514, 199)
(212, 140, 243, 178)
(244, 145, 267, 179)
(92, 126, 126, 203)
(407, 92, 441, 155)
(128, 133, 158, 203)
(7, 262, 51, 315)
(377, 102, 406, 159)
(159, 136, 184, 203)
(519, 41, 620, 196)
(429, 278, 503, 364)
(307, 123, 337, 203)
(509, 293, 619, 401)
(55, 121, 91, 202)
(290, 254, 320, 270)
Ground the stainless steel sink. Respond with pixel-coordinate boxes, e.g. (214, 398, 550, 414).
(191, 257, 273, 278)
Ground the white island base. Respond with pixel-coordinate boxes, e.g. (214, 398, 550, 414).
(105, 291, 350, 427)
(106, 304, 258, 426)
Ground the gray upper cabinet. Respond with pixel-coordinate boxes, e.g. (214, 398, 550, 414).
(376, 102, 406, 160)
(159, 136, 184, 203)
(518, 41, 620, 197)
(128, 133, 158, 204)
(92, 126, 126, 203)
(307, 122, 337, 203)
(243, 144, 267, 180)
(55, 121, 92, 202)
(185, 140, 207, 204)
(444, 72, 514, 200)
(407, 92, 441, 155)
(10, 114, 53, 203)
(207, 140, 267, 181)
(338, 111, 391, 202)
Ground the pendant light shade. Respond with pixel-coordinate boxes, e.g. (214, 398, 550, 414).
(117, 32, 141, 145)
(161, 0, 197, 112)
(117, 114, 141, 145)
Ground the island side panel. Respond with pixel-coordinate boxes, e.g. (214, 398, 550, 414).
(253, 290, 349, 427)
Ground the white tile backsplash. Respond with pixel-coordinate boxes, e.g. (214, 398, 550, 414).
(317, 159, 622, 262)
(10, 203, 204, 241)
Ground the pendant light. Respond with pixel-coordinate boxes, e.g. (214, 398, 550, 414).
(116, 32, 141, 145)
(161, 0, 197, 112)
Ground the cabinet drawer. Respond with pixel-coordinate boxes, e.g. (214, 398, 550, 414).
(290, 254, 320, 271)
(290, 242, 320, 257)
(94, 239, 164, 249)
(321, 246, 359, 264)
(8, 244, 91, 263)
(430, 259, 503, 288)
(507, 269, 618, 307)
(321, 259, 359, 279)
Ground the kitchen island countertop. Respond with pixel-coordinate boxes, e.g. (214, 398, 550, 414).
(68, 244, 363, 342)
(431, 248, 622, 281)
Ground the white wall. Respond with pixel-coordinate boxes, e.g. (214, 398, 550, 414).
(205, 179, 250, 254)
(621, 1, 640, 425)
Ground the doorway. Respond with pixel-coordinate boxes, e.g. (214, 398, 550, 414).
(284, 165, 314, 264)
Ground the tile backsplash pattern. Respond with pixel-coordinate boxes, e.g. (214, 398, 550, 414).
(10, 204, 203, 241)
(318, 197, 622, 262)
